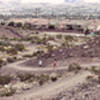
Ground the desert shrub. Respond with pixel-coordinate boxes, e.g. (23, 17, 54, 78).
(17, 73, 35, 82)
(16, 22, 23, 28)
(23, 54, 33, 58)
(38, 74, 49, 86)
(7, 57, 16, 63)
(63, 41, 71, 48)
(39, 74, 49, 82)
(91, 66, 100, 76)
(1, 21, 5, 25)
(0, 87, 16, 97)
(0, 46, 5, 52)
(8, 21, 15, 27)
(91, 66, 96, 72)
(81, 83, 88, 89)
(39, 80, 44, 86)
(50, 73, 58, 82)
(51, 76, 57, 82)
(66, 25, 73, 30)
(68, 63, 81, 72)
(47, 36, 55, 41)
(46, 44, 54, 52)
(48, 24, 55, 29)
(0, 58, 7, 66)
(23, 23, 32, 29)
(41, 37, 47, 44)
(56, 34, 63, 39)
(15, 43, 25, 51)
(64, 35, 75, 41)
(86, 75, 94, 80)
(29, 36, 40, 42)
(0, 41, 11, 46)
(32, 36, 48, 44)
(30, 35, 48, 44)
(33, 50, 44, 57)
(0, 76, 12, 85)
(35, 38, 46, 44)
(6, 47, 18, 55)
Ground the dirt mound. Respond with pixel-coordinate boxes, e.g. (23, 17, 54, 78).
(23, 36, 100, 67)
(0, 26, 23, 38)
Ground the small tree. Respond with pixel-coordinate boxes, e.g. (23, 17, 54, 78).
(1, 21, 5, 25)
(16, 22, 23, 28)
(48, 24, 55, 29)
(8, 21, 15, 27)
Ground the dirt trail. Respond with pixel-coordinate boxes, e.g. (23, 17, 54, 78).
(43, 31, 85, 37)
(2, 59, 68, 74)
(2, 58, 100, 74)
(21, 71, 90, 100)
(1, 71, 91, 100)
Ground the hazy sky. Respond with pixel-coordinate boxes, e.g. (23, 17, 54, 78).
(84, 0, 100, 3)
(4, 0, 64, 4)
(2, 0, 100, 3)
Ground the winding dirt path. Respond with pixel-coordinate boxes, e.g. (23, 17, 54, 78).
(0, 71, 91, 100)
(1, 58, 100, 74)
(19, 71, 90, 100)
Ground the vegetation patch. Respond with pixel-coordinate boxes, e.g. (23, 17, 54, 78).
(0, 76, 12, 85)
(68, 63, 81, 72)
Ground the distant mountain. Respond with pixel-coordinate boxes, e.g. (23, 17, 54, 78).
(64, 0, 83, 3)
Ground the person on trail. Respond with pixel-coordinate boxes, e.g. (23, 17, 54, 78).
(39, 60, 43, 67)
(53, 59, 57, 68)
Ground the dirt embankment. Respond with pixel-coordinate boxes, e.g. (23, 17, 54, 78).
(0, 26, 23, 38)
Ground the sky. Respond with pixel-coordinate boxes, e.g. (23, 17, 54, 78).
(2, 0, 100, 4)
(4, 0, 64, 4)
(84, 0, 100, 3)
